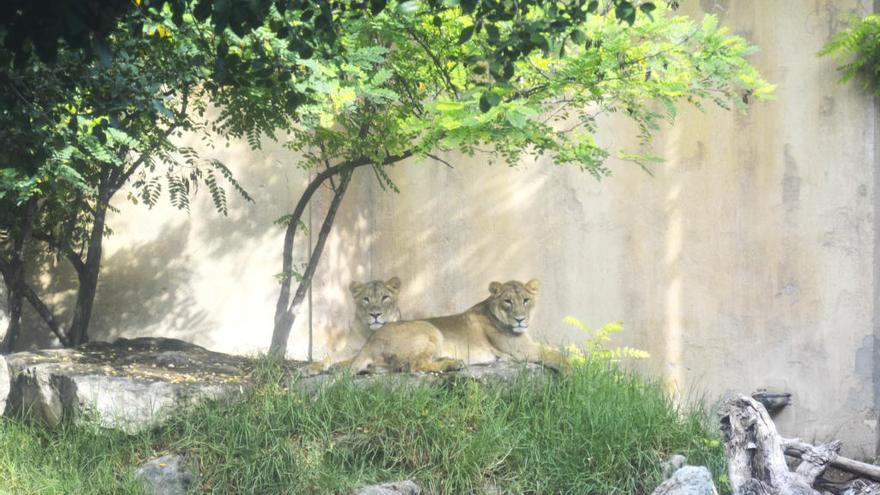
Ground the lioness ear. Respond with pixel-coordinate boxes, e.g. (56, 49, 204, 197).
(525, 279, 540, 294)
(387, 276, 402, 293)
(489, 281, 502, 296)
(349, 281, 363, 296)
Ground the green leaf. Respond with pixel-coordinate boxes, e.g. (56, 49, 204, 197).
(397, 1, 420, 14)
(459, 26, 475, 44)
(479, 91, 501, 112)
(151, 100, 175, 120)
(486, 24, 499, 41)
(370, 0, 387, 15)
(615, 2, 637, 25)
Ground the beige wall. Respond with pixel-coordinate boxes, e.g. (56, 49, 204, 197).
(3, 0, 879, 457)
(367, 0, 880, 457)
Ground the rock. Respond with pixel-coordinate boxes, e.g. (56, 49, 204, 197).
(352, 480, 420, 495)
(450, 361, 549, 386)
(661, 454, 688, 480)
(651, 466, 719, 495)
(295, 361, 553, 393)
(0, 353, 10, 414)
(3, 337, 248, 433)
(135, 454, 195, 495)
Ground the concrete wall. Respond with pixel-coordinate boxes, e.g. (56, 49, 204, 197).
(3, 0, 879, 457)
(365, 0, 880, 457)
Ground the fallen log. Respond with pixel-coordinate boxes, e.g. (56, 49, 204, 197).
(719, 395, 839, 495)
(785, 440, 880, 482)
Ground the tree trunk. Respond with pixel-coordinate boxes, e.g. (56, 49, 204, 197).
(269, 170, 353, 358)
(719, 395, 838, 495)
(1, 196, 38, 354)
(66, 176, 110, 346)
(269, 152, 412, 358)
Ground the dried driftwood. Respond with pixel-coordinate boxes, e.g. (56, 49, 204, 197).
(719, 395, 841, 495)
(842, 479, 880, 495)
(785, 440, 880, 482)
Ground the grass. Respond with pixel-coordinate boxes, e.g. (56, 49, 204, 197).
(0, 359, 728, 494)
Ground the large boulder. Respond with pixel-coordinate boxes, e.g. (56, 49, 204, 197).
(1, 337, 248, 433)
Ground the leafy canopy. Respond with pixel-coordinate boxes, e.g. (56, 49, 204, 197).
(280, 2, 773, 180)
(0, 4, 250, 278)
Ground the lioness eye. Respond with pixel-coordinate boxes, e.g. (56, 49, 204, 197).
(382, 295, 390, 302)
(504, 299, 512, 306)
(524, 298, 530, 305)
(362, 297, 369, 304)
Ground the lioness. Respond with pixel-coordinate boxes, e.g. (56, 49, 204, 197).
(350, 279, 564, 373)
(351, 277, 402, 332)
(338, 277, 402, 360)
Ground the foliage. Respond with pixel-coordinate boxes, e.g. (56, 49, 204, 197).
(284, 6, 773, 177)
(0, 6, 253, 346)
(563, 316, 650, 364)
(820, 14, 880, 95)
(0, 360, 728, 494)
(0, 0, 661, 92)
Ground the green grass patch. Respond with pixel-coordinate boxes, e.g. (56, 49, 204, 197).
(0, 360, 727, 494)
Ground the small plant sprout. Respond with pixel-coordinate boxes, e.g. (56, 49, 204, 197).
(563, 316, 650, 365)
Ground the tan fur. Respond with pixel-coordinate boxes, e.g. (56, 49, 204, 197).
(350, 277, 402, 331)
(351, 279, 564, 373)
(313, 278, 403, 371)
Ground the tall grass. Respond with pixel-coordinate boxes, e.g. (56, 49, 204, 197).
(0, 360, 727, 494)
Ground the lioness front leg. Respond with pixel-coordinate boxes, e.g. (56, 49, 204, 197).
(410, 357, 464, 373)
(497, 336, 567, 370)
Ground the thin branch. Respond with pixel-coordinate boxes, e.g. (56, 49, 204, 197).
(111, 84, 190, 190)
(284, 169, 353, 316)
(426, 153, 454, 168)
(404, 24, 459, 97)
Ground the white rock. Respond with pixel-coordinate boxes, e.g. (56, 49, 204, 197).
(651, 466, 719, 495)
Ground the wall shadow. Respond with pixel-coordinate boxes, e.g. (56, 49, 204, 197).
(88, 223, 213, 344)
(10, 223, 211, 350)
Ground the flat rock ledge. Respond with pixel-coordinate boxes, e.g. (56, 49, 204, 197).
(293, 360, 552, 393)
(0, 338, 555, 433)
(0, 337, 249, 433)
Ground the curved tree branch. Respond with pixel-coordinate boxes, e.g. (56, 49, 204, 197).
(270, 150, 414, 357)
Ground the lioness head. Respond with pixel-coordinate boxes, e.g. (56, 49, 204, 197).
(350, 277, 402, 330)
(487, 279, 539, 334)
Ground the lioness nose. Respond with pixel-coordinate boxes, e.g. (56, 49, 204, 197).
(369, 312, 381, 319)
(514, 316, 525, 323)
